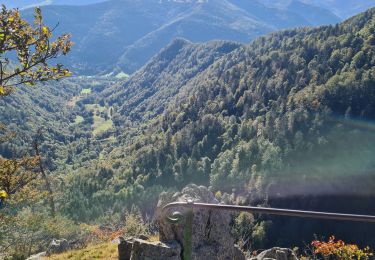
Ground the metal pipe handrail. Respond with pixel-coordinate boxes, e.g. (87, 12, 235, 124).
(162, 201, 375, 223)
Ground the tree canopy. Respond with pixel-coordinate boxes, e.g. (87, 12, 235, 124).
(0, 5, 73, 257)
(0, 5, 72, 96)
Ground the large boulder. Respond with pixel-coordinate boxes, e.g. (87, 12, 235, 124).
(46, 239, 70, 256)
(157, 184, 246, 260)
(250, 247, 299, 260)
(118, 237, 181, 260)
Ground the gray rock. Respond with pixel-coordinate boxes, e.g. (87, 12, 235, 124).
(135, 234, 149, 240)
(234, 244, 247, 260)
(131, 239, 181, 260)
(46, 239, 70, 256)
(118, 238, 133, 260)
(119, 238, 181, 260)
(250, 247, 298, 260)
(156, 184, 246, 260)
(68, 239, 85, 250)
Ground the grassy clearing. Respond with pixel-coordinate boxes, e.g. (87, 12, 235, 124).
(67, 96, 81, 107)
(74, 116, 84, 124)
(44, 242, 117, 260)
(85, 104, 113, 135)
(81, 88, 92, 95)
(66, 104, 113, 135)
(93, 115, 113, 136)
(85, 104, 106, 113)
(115, 71, 129, 79)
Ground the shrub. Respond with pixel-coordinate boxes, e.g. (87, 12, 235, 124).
(311, 236, 373, 260)
(122, 207, 150, 237)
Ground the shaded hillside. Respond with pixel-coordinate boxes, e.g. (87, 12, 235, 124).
(20, 0, 339, 75)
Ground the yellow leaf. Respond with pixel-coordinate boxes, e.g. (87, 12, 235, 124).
(0, 86, 5, 95)
(0, 190, 8, 199)
(42, 26, 49, 34)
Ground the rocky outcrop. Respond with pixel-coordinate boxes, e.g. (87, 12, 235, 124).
(157, 184, 246, 260)
(250, 247, 299, 260)
(117, 185, 301, 260)
(118, 184, 246, 259)
(118, 238, 181, 260)
(46, 239, 70, 256)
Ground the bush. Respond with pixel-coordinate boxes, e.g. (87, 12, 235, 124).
(122, 207, 150, 238)
(232, 212, 254, 250)
(0, 208, 83, 259)
(311, 236, 373, 260)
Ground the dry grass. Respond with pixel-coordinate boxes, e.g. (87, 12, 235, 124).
(147, 234, 160, 242)
(44, 242, 118, 260)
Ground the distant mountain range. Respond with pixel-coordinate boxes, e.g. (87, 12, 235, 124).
(300, 0, 375, 19)
(260, 0, 375, 18)
(0, 0, 105, 8)
(14, 0, 343, 75)
(4, 0, 374, 18)
(4, 0, 373, 75)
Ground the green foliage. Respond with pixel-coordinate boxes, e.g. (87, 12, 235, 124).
(1, 208, 83, 259)
(232, 212, 254, 250)
(251, 221, 272, 249)
(0, 5, 72, 96)
(0, 5, 75, 259)
(122, 207, 150, 237)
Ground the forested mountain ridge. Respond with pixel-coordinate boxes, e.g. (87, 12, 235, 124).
(103, 6, 375, 192)
(60, 7, 375, 246)
(105, 39, 242, 124)
(19, 0, 340, 75)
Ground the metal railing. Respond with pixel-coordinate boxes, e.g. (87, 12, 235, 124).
(162, 200, 375, 260)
